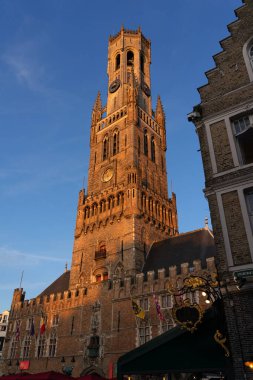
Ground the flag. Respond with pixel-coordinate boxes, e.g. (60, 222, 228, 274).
(131, 299, 145, 319)
(30, 319, 35, 336)
(153, 295, 165, 321)
(40, 315, 46, 335)
(15, 320, 20, 340)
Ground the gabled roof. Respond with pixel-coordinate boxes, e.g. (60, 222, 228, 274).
(38, 270, 70, 297)
(143, 228, 215, 273)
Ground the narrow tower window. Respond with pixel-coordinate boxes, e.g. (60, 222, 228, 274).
(103, 135, 109, 160)
(115, 54, 120, 70)
(138, 136, 141, 156)
(113, 130, 119, 155)
(140, 54, 145, 73)
(127, 51, 134, 66)
(144, 130, 148, 156)
(151, 136, 155, 162)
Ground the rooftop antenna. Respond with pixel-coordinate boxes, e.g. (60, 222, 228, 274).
(19, 270, 24, 289)
(65, 262, 68, 272)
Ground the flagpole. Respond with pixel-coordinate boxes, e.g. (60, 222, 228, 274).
(19, 271, 24, 289)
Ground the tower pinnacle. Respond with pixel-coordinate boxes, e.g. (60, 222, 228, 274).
(155, 95, 165, 128)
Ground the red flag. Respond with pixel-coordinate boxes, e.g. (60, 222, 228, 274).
(153, 295, 165, 321)
(40, 315, 46, 335)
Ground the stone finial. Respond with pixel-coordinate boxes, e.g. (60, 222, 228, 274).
(204, 216, 209, 229)
(65, 262, 68, 272)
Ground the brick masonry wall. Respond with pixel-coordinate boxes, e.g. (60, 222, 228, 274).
(2, 258, 215, 377)
(210, 120, 234, 172)
(222, 190, 251, 265)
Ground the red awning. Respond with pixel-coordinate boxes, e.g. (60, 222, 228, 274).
(0, 371, 71, 380)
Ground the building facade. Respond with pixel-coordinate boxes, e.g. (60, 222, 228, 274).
(189, 1, 253, 379)
(0, 310, 9, 375)
(3, 28, 216, 378)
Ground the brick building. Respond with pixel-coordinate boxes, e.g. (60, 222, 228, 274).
(189, 1, 253, 379)
(3, 28, 217, 378)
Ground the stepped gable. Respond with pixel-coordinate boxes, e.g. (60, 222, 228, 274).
(38, 270, 70, 297)
(143, 229, 215, 274)
(198, 0, 253, 109)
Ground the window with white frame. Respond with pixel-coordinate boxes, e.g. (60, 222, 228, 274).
(48, 332, 57, 357)
(232, 114, 253, 165)
(22, 335, 31, 359)
(161, 294, 173, 309)
(160, 318, 174, 333)
(140, 297, 149, 311)
(52, 314, 59, 326)
(138, 321, 150, 345)
(37, 334, 46, 358)
(26, 318, 32, 331)
(245, 188, 253, 233)
(9, 337, 19, 359)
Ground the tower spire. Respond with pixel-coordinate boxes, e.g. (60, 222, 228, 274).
(91, 91, 102, 125)
(155, 95, 165, 128)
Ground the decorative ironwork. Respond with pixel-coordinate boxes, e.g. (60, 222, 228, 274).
(168, 273, 221, 332)
(172, 298, 204, 333)
(214, 330, 230, 357)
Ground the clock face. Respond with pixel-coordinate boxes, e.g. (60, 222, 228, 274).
(142, 82, 151, 97)
(109, 79, 121, 93)
(102, 168, 114, 182)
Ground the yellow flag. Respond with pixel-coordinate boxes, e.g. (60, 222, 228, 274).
(132, 300, 145, 319)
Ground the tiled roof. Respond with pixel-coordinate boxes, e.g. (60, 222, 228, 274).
(38, 270, 70, 297)
(143, 228, 215, 273)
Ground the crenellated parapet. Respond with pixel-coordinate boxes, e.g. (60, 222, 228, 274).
(112, 256, 216, 299)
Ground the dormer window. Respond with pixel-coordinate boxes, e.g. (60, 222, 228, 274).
(127, 51, 134, 66)
(232, 114, 253, 165)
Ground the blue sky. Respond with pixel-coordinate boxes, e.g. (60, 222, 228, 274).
(0, 0, 242, 311)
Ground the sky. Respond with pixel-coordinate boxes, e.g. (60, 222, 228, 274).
(0, 0, 242, 311)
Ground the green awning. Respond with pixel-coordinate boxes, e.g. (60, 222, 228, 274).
(117, 305, 232, 377)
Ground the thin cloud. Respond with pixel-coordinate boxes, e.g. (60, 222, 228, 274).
(2, 41, 45, 92)
(0, 246, 67, 267)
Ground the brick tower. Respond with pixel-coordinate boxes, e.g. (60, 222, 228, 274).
(69, 27, 178, 289)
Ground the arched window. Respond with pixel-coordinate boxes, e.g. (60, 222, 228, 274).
(115, 54, 120, 70)
(112, 130, 119, 155)
(127, 51, 134, 66)
(243, 37, 253, 81)
(144, 130, 148, 156)
(248, 43, 253, 69)
(102, 135, 109, 160)
(151, 136, 155, 162)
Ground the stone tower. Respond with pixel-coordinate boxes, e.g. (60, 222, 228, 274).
(69, 27, 178, 289)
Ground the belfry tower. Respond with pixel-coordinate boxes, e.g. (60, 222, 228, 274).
(69, 27, 178, 289)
